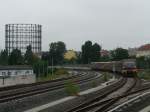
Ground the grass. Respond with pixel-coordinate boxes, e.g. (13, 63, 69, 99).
(137, 69, 150, 80)
(91, 80, 98, 87)
(36, 74, 60, 82)
(36, 68, 69, 82)
(101, 72, 113, 81)
(64, 80, 80, 96)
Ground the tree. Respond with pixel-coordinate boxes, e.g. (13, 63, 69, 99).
(41, 52, 49, 62)
(33, 60, 48, 77)
(81, 41, 93, 64)
(24, 45, 34, 65)
(100, 55, 110, 62)
(81, 41, 101, 64)
(64, 50, 77, 64)
(76, 51, 82, 64)
(8, 49, 23, 65)
(136, 56, 150, 69)
(111, 48, 129, 61)
(91, 43, 101, 62)
(32, 53, 40, 64)
(0, 50, 9, 65)
(49, 41, 66, 65)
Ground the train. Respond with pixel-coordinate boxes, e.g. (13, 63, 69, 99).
(91, 59, 137, 76)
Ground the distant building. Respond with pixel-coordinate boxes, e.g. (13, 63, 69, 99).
(5, 24, 42, 55)
(100, 50, 110, 57)
(128, 48, 138, 57)
(136, 44, 150, 57)
(0, 66, 34, 76)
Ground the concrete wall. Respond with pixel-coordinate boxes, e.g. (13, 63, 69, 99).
(0, 69, 33, 76)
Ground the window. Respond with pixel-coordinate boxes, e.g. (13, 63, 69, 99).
(25, 71, 29, 75)
(2, 72, 6, 76)
(8, 72, 11, 76)
(15, 71, 18, 75)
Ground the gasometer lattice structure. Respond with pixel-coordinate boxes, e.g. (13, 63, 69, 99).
(5, 24, 42, 55)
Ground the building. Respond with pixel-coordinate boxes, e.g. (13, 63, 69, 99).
(5, 24, 42, 55)
(0, 66, 34, 76)
(0, 66, 35, 87)
(128, 48, 137, 57)
(136, 44, 150, 57)
(100, 49, 110, 57)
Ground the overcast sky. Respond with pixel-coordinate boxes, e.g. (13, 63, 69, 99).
(0, 0, 149, 51)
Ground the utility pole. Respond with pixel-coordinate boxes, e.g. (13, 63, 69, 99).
(52, 56, 54, 75)
(2, 76, 4, 85)
(46, 61, 48, 75)
(43, 62, 44, 76)
(113, 62, 116, 79)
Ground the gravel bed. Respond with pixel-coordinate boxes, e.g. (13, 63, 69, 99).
(40, 79, 119, 112)
(0, 72, 105, 112)
(111, 92, 150, 112)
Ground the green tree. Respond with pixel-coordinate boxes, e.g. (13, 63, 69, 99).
(100, 55, 110, 62)
(24, 45, 33, 65)
(0, 50, 9, 65)
(76, 52, 82, 64)
(32, 54, 40, 64)
(91, 43, 101, 62)
(81, 41, 101, 64)
(136, 56, 150, 69)
(81, 41, 93, 64)
(33, 60, 48, 77)
(49, 41, 66, 65)
(111, 48, 129, 61)
(8, 49, 23, 65)
(41, 52, 49, 62)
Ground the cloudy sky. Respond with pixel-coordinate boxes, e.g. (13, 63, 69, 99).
(0, 0, 149, 51)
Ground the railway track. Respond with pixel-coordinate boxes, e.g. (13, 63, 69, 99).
(0, 71, 86, 92)
(0, 71, 100, 103)
(0, 71, 94, 94)
(66, 77, 139, 112)
(90, 78, 138, 112)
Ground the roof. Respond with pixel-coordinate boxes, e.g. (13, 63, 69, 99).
(138, 44, 150, 51)
(100, 50, 110, 56)
(0, 66, 33, 70)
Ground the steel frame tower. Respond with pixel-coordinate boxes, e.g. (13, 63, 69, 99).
(5, 24, 42, 55)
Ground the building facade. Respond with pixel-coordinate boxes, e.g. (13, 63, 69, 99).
(0, 66, 34, 76)
(5, 24, 42, 55)
(100, 49, 110, 57)
(127, 44, 150, 57)
(128, 48, 137, 57)
(136, 44, 150, 57)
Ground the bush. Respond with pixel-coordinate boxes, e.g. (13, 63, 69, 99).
(65, 80, 80, 96)
(91, 80, 97, 87)
(55, 68, 69, 75)
(136, 56, 150, 69)
(138, 70, 150, 80)
(101, 72, 113, 81)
